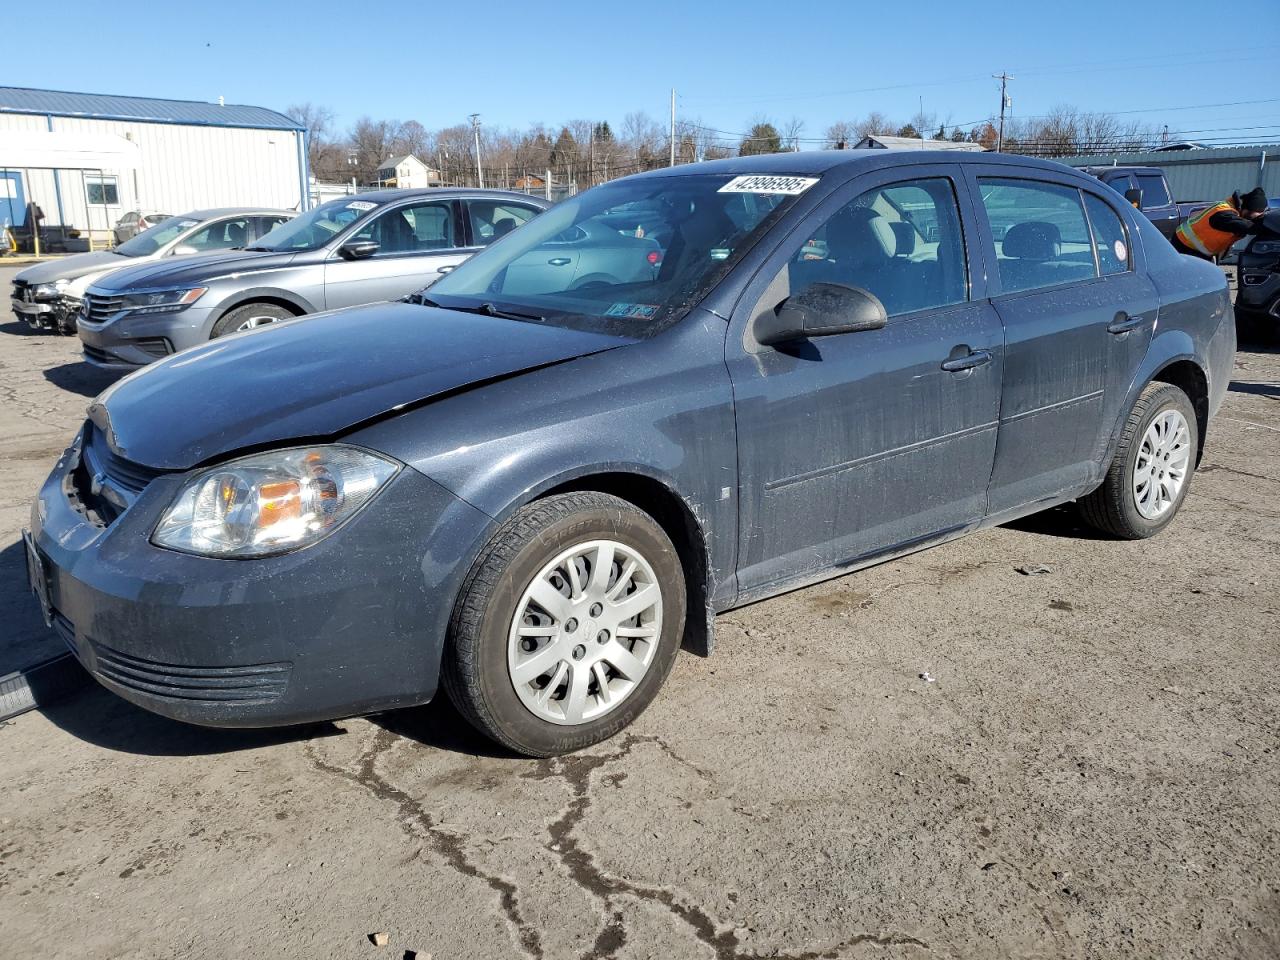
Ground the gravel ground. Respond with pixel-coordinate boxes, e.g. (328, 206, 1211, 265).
(1, 263, 1278, 960)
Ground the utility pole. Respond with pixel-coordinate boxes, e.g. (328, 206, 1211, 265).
(993, 72, 1013, 152)
(469, 113, 484, 188)
(669, 88, 676, 167)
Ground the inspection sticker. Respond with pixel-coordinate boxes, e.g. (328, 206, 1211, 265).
(1114, 239, 1127, 262)
(605, 302, 659, 320)
(718, 175, 818, 195)
(346, 200, 377, 211)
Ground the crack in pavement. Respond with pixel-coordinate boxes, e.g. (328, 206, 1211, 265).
(526, 734, 930, 960)
(304, 728, 544, 959)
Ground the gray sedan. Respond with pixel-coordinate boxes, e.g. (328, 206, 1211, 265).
(11, 208, 294, 334)
(26, 151, 1234, 757)
(77, 189, 549, 369)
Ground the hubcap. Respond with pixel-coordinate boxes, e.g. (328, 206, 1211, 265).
(1133, 409, 1191, 520)
(235, 315, 280, 332)
(507, 539, 662, 725)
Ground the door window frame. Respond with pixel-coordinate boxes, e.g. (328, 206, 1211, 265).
(730, 163, 983, 348)
(963, 166, 1141, 300)
(459, 198, 545, 249)
(1080, 188, 1134, 276)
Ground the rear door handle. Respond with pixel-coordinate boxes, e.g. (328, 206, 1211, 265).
(941, 349, 992, 372)
(547, 257, 572, 266)
(1108, 313, 1146, 334)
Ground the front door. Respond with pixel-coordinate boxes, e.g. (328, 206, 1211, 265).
(323, 199, 468, 309)
(727, 168, 1004, 599)
(968, 170, 1157, 516)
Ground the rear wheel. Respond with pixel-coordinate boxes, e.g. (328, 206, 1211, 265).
(1078, 382, 1198, 539)
(443, 492, 686, 757)
(211, 302, 295, 339)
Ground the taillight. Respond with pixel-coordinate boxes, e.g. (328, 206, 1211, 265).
(646, 250, 661, 266)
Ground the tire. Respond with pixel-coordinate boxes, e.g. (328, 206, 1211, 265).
(443, 492, 686, 757)
(1078, 382, 1198, 539)
(210, 302, 295, 339)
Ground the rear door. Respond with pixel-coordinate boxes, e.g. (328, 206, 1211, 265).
(967, 168, 1158, 517)
(727, 166, 1004, 597)
(323, 199, 465, 309)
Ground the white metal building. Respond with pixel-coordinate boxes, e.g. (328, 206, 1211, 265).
(854, 135, 985, 152)
(0, 86, 307, 239)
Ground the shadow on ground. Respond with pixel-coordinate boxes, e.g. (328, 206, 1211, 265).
(43, 361, 119, 399)
(1000, 503, 1111, 541)
(1229, 379, 1280, 399)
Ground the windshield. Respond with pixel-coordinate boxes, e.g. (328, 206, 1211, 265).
(251, 198, 378, 251)
(426, 174, 805, 334)
(115, 217, 199, 257)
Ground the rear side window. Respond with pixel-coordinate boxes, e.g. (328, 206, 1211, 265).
(1083, 193, 1130, 276)
(468, 201, 540, 246)
(779, 177, 968, 316)
(977, 178, 1097, 294)
(1136, 174, 1172, 207)
(184, 218, 251, 251)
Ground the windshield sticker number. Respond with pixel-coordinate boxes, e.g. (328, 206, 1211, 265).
(605, 303, 659, 320)
(346, 201, 377, 211)
(718, 175, 818, 195)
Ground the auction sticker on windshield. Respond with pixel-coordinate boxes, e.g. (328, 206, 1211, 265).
(347, 201, 377, 211)
(605, 303, 659, 320)
(718, 175, 819, 195)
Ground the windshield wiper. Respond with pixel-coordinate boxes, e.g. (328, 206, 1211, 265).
(242, 245, 274, 252)
(429, 300, 545, 322)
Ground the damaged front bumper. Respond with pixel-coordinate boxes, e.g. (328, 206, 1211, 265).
(12, 293, 82, 333)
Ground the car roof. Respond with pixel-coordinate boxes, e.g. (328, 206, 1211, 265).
(176, 207, 297, 220)
(333, 187, 551, 205)
(625, 149, 1089, 182)
(1080, 165, 1163, 175)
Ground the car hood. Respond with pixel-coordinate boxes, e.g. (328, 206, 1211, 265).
(16, 251, 135, 285)
(90, 301, 635, 470)
(88, 249, 298, 292)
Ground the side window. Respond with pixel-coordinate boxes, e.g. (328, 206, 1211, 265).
(977, 178, 1097, 294)
(255, 215, 291, 239)
(352, 201, 455, 254)
(1106, 175, 1134, 201)
(184, 218, 251, 251)
(1136, 174, 1172, 208)
(1083, 193, 1131, 276)
(783, 177, 967, 317)
(468, 201, 539, 246)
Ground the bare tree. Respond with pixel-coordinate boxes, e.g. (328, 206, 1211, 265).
(825, 120, 856, 148)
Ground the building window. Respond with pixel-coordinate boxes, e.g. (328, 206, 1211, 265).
(86, 175, 119, 206)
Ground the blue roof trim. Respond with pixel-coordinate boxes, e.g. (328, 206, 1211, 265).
(0, 86, 304, 132)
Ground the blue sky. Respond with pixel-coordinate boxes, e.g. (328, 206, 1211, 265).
(6, 0, 1278, 145)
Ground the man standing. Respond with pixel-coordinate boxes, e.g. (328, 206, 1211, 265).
(1173, 187, 1269, 261)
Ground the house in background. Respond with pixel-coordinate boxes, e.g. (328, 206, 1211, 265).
(374, 154, 440, 188)
(854, 135, 985, 152)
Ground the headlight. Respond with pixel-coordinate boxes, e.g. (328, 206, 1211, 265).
(121, 286, 208, 315)
(33, 282, 59, 298)
(152, 445, 399, 558)
(1251, 241, 1280, 255)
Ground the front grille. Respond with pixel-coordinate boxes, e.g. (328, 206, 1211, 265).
(67, 423, 168, 525)
(81, 293, 126, 324)
(89, 639, 291, 703)
(82, 343, 115, 364)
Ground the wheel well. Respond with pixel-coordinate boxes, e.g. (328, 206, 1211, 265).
(1152, 360, 1209, 463)
(542, 472, 714, 657)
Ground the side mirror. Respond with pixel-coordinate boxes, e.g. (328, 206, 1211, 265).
(756, 283, 888, 346)
(171, 244, 198, 255)
(340, 239, 379, 260)
(1124, 188, 1142, 208)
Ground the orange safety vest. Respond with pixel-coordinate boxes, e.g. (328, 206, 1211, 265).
(1175, 199, 1242, 257)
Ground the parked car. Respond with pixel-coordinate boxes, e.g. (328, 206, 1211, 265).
(112, 211, 173, 245)
(1082, 165, 1187, 242)
(25, 151, 1234, 757)
(1235, 207, 1280, 340)
(76, 188, 549, 369)
(11, 208, 295, 334)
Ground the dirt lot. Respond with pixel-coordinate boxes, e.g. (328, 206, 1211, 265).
(1, 262, 1278, 960)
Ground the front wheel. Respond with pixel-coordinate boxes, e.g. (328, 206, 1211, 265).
(210, 302, 295, 339)
(443, 492, 686, 757)
(1078, 382, 1198, 539)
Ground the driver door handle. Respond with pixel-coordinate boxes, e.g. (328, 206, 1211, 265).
(547, 257, 572, 266)
(941, 349, 992, 372)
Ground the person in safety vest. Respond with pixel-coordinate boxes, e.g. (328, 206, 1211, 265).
(1173, 187, 1268, 260)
